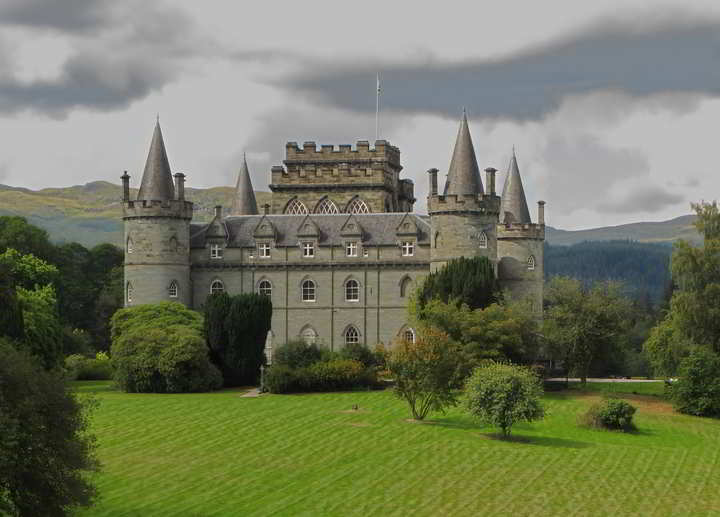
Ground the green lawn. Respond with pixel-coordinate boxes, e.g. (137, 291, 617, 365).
(76, 381, 720, 516)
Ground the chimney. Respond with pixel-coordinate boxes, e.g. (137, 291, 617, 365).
(263, 203, 270, 215)
(121, 171, 130, 202)
(174, 173, 185, 201)
(484, 167, 497, 196)
(427, 168, 438, 196)
(214, 205, 222, 219)
(538, 200, 546, 225)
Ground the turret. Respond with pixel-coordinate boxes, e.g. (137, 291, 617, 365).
(230, 154, 259, 215)
(428, 112, 500, 272)
(123, 120, 193, 308)
(496, 150, 545, 315)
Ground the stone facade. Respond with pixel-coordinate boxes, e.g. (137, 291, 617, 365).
(122, 116, 545, 350)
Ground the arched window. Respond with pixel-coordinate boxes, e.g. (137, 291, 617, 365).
(126, 237, 133, 254)
(434, 232, 440, 249)
(479, 231, 488, 249)
(168, 280, 178, 298)
(315, 198, 339, 214)
(403, 328, 416, 344)
(258, 279, 272, 297)
(210, 279, 225, 294)
(400, 276, 412, 298)
(527, 255, 536, 271)
(126, 282, 133, 303)
(345, 326, 360, 345)
(301, 279, 316, 302)
(347, 197, 370, 214)
(169, 236, 178, 253)
(301, 326, 317, 345)
(285, 198, 308, 215)
(345, 279, 359, 302)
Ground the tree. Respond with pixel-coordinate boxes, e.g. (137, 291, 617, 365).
(0, 339, 98, 516)
(17, 284, 64, 369)
(543, 277, 632, 383)
(671, 347, 720, 417)
(417, 256, 499, 311)
(0, 215, 55, 261)
(643, 314, 692, 378)
(463, 362, 544, 437)
(0, 248, 58, 289)
(0, 261, 24, 341)
(387, 327, 463, 420)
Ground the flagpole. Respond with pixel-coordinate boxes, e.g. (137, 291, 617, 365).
(375, 72, 381, 142)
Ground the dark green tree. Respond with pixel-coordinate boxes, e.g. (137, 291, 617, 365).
(223, 293, 273, 385)
(0, 215, 55, 261)
(417, 256, 499, 312)
(0, 261, 24, 341)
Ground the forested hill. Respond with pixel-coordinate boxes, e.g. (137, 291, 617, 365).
(546, 215, 700, 246)
(545, 241, 672, 303)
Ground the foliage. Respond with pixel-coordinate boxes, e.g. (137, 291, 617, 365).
(17, 284, 64, 369)
(0, 261, 24, 341)
(543, 277, 632, 382)
(0, 247, 58, 288)
(643, 314, 692, 378)
(64, 352, 113, 381)
(387, 327, 463, 420)
(0, 215, 55, 260)
(417, 256, 499, 311)
(581, 398, 637, 431)
(264, 360, 376, 394)
(338, 341, 378, 367)
(671, 347, 720, 418)
(203, 292, 232, 363)
(273, 339, 324, 369)
(463, 362, 545, 436)
(110, 303, 221, 393)
(0, 340, 98, 516)
(223, 293, 273, 385)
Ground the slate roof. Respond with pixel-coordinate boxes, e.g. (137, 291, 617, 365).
(499, 150, 532, 224)
(137, 120, 175, 201)
(230, 154, 258, 215)
(443, 112, 484, 196)
(190, 213, 430, 248)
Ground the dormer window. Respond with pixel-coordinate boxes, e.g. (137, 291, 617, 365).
(210, 244, 223, 259)
(401, 241, 414, 257)
(346, 241, 358, 257)
(259, 243, 271, 258)
(302, 241, 315, 258)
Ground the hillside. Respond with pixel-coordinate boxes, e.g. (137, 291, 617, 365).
(0, 181, 700, 248)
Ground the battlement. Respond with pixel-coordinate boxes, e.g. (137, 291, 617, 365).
(284, 140, 401, 169)
(427, 194, 501, 215)
(496, 222, 545, 240)
(270, 160, 397, 188)
(123, 199, 194, 220)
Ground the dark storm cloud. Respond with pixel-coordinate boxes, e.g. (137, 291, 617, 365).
(599, 185, 685, 213)
(268, 13, 720, 120)
(0, 0, 113, 33)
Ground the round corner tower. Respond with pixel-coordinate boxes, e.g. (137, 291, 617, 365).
(428, 114, 501, 273)
(122, 121, 193, 307)
(496, 151, 545, 315)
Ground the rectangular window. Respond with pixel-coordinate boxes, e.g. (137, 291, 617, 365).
(401, 241, 414, 257)
(363, 249, 369, 258)
(259, 243, 271, 258)
(302, 242, 315, 258)
(346, 241, 357, 257)
(210, 244, 223, 259)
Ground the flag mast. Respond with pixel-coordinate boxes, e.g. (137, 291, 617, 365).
(375, 72, 381, 141)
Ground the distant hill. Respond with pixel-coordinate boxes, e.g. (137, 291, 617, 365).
(0, 181, 701, 248)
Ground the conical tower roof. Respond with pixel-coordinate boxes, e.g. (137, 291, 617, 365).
(137, 120, 175, 201)
(500, 149, 532, 224)
(443, 112, 484, 196)
(230, 154, 258, 215)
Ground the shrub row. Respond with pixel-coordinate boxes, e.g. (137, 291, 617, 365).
(265, 358, 377, 394)
(64, 352, 113, 381)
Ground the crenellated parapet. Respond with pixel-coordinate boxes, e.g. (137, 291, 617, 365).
(123, 199, 194, 220)
(496, 222, 545, 241)
(284, 140, 401, 169)
(427, 193, 501, 215)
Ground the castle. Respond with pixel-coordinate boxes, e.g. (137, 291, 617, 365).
(122, 114, 545, 349)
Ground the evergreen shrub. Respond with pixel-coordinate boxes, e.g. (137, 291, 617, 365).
(273, 339, 324, 369)
(339, 341, 377, 367)
(265, 359, 376, 393)
(671, 347, 720, 417)
(65, 352, 113, 381)
(581, 398, 637, 431)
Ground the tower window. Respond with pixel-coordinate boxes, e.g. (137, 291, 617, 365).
(258, 279, 272, 297)
(259, 243, 271, 258)
(400, 276, 412, 298)
(403, 328, 415, 344)
(345, 279, 359, 302)
(302, 242, 315, 258)
(285, 198, 308, 215)
(346, 241, 358, 257)
(401, 241, 414, 257)
(315, 198, 339, 214)
(210, 244, 223, 259)
(345, 326, 360, 345)
(127, 237, 133, 254)
(527, 255, 536, 271)
(210, 279, 224, 294)
(168, 281, 178, 298)
(347, 197, 370, 214)
(302, 280, 316, 302)
(479, 232, 488, 249)
(126, 282, 133, 303)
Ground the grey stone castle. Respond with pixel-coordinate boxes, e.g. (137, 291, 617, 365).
(122, 114, 545, 349)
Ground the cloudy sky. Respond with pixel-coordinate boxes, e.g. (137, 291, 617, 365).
(1, 0, 719, 230)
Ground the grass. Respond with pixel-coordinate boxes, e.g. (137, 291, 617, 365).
(75, 381, 720, 517)
(567, 380, 667, 397)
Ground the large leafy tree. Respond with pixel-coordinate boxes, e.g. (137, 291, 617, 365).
(543, 277, 632, 383)
(0, 339, 99, 516)
(0, 216, 55, 261)
(17, 284, 64, 369)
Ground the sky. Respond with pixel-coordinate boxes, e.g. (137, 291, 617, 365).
(0, 0, 719, 230)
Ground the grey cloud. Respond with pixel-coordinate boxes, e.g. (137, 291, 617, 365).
(265, 12, 720, 121)
(0, 0, 114, 33)
(599, 185, 685, 213)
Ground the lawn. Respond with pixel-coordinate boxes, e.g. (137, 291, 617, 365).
(76, 381, 720, 517)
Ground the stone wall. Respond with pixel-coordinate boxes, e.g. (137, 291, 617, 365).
(496, 224, 545, 314)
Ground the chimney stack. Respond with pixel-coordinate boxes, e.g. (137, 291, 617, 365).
(538, 201, 546, 225)
(121, 171, 130, 202)
(427, 168, 438, 196)
(484, 167, 497, 196)
(174, 173, 185, 201)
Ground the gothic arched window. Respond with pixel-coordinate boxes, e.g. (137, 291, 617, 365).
(403, 327, 416, 344)
(301, 326, 317, 345)
(347, 197, 370, 214)
(479, 232, 488, 249)
(126, 237, 133, 254)
(345, 326, 360, 345)
(210, 279, 225, 294)
(345, 279, 359, 302)
(285, 198, 308, 215)
(315, 198, 339, 214)
(126, 282, 133, 303)
(400, 276, 412, 298)
(258, 279, 272, 297)
(302, 279, 316, 302)
(168, 280, 178, 298)
(527, 255, 536, 271)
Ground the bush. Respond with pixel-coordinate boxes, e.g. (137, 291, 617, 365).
(64, 352, 113, 381)
(581, 398, 637, 431)
(264, 359, 376, 394)
(273, 339, 324, 369)
(671, 347, 720, 417)
(339, 341, 377, 367)
(463, 362, 545, 436)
